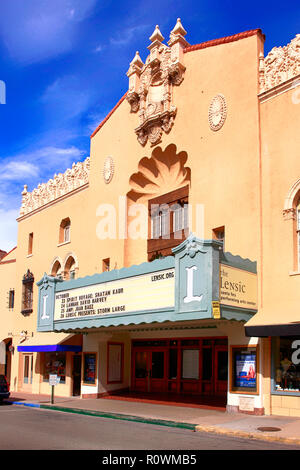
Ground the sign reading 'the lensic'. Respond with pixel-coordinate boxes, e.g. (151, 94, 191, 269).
(220, 264, 257, 310)
(54, 269, 175, 321)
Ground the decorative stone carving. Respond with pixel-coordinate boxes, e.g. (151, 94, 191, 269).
(208, 94, 227, 131)
(126, 19, 189, 146)
(283, 208, 296, 221)
(102, 156, 114, 184)
(186, 236, 198, 258)
(20, 157, 90, 216)
(259, 34, 300, 92)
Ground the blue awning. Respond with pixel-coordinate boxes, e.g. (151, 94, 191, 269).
(17, 345, 82, 352)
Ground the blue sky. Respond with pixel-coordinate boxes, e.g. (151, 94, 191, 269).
(0, 0, 299, 251)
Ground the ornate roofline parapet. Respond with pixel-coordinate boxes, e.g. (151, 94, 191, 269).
(259, 34, 300, 93)
(20, 157, 90, 217)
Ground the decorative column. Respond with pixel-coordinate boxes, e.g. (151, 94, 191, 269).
(168, 18, 189, 86)
(126, 51, 144, 113)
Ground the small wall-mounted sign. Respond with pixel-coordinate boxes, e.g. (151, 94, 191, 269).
(212, 301, 221, 319)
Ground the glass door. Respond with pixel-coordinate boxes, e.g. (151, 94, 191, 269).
(133, 349, 167, 393)
(150, 350, 166, 392)
(23, 354, 33, 391)
(133, 351, 149, 392)
(214, 347, 228, 394)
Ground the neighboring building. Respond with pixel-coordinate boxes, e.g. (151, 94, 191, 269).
(0, 21, 299, 416)
(0, 250, 7, 261)
(0, 247, 17, 379)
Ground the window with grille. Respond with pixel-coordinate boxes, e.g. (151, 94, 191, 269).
(8, 289, 15, 309)
(21, 270, 34, 315)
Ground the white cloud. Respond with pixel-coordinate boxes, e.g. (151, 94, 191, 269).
(0, 145, 85, 180)
(85, 111, 108, 135)
(110, 24, 150, 47)
(0, 144, 87, 247)
(0, 161, 39, 181)
(41, 75, 93, 123)
(0, 144, 86, 208)
(94, 44, 104, 53)
(0, 0, 98, 64)
(23, 145, 85, 166)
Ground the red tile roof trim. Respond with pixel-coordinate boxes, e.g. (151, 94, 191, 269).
(90, 92, 128, 139)
(90, 29, 264, 139)
(0, 258, 16, 265)
(0, 246, 17, 264)
(184, 28, 264, 53)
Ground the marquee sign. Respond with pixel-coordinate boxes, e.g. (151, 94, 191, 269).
(37, 235, 257, 332)
(54, 268, 175, 322)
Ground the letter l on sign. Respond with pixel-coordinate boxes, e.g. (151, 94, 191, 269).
(183, 266, 203, 303)
(41, 295, 50, 320)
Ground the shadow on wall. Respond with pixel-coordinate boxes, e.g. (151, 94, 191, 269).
(127, 143, 190, 203)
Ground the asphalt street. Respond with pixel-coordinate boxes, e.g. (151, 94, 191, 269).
(1, 404, 300, 451)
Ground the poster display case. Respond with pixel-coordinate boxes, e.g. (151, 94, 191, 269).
(230, 345, 259, 394)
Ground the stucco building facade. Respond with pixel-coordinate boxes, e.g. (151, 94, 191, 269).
(0, 21, 299, 416)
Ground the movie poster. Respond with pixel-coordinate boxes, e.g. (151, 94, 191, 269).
(235, 352, 256, 389)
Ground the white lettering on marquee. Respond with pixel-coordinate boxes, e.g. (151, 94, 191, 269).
(183, 266, 203, 304)
(41, 295, 49, 320)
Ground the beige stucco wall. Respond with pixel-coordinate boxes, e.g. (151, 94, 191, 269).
(255, 81, 300, 416)
(89, 33, 263, 267)
(259, 84, 300, 319)
(0, 249, 16, 342)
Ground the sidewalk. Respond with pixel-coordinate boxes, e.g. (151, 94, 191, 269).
(4, 391, 300, 446)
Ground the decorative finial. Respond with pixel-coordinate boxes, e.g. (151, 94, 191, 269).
(130, 51, 144, 68)
(170, 18, 187, 37)
(149, 25, 164, 43)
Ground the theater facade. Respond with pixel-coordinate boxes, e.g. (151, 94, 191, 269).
(0, 20, 300, 416)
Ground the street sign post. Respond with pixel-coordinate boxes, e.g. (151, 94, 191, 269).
(49, 374, 60, 404)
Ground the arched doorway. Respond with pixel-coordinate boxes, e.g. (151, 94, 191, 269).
(0, 338, 12, 383)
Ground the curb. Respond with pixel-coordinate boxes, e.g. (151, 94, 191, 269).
(6, 400, 196, 431)
(40, 404, 197, 430)
(4, 400, 41, 408)
(195, 424, 300, 446)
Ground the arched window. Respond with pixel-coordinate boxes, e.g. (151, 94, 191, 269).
(64, 255, 77, 280)
(59, 218, 71, 244)
(283, 179, 300, 271)
(51, 260, 63, 280)
(297, 200, 300, 270)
